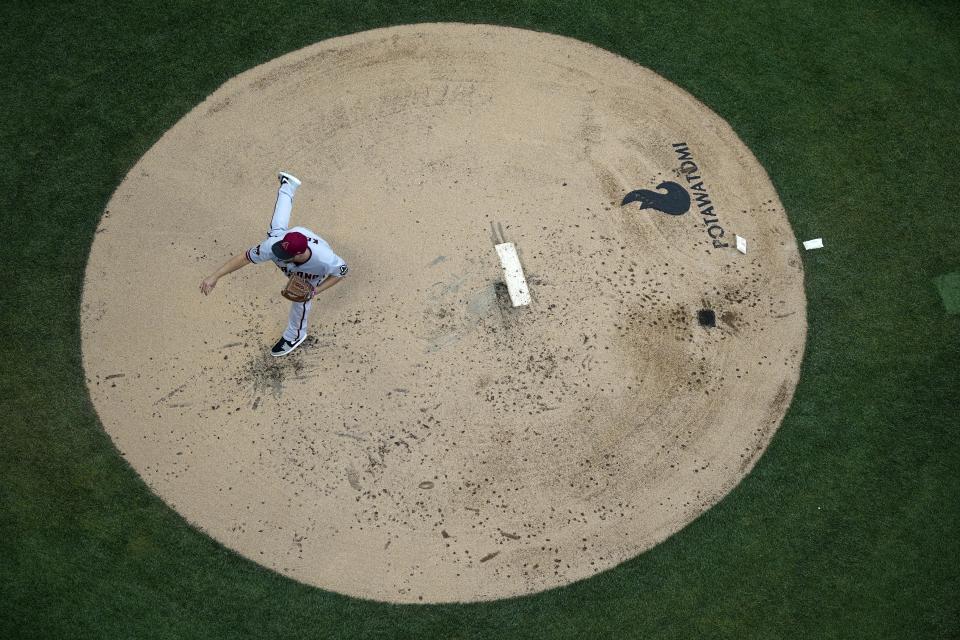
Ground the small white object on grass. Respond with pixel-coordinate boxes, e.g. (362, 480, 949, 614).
(495, 242, 531, 307)
(735, 235, 747, 254)
(803, 238, 824, 250)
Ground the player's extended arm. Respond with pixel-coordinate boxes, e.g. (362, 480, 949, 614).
(314, 275, 344, 295)
(200, 252, 251, 295)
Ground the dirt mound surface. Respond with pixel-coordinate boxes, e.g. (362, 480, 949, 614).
(82, 24, 806, 603)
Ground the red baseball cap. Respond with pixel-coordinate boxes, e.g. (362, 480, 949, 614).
(272, 232, 308, 260)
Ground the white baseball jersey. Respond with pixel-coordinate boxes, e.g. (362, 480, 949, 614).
(246, 226, 348, 282)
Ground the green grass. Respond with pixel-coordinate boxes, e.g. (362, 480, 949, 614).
(2, 0, 959, 638)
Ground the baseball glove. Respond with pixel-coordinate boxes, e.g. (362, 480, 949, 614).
(281, 273, 314, 302)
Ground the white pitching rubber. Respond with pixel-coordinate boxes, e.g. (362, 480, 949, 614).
(735, 235, 747, 254)
(803, 238, 824, 250)
(495, 242, 531, 307)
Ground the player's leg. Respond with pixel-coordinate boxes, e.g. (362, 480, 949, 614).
(268, 172, 302, 237)
(271, 299, 312, 356)
(283, 299, 312, 343)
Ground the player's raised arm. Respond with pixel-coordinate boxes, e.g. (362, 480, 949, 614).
(200, 251, 251, 295)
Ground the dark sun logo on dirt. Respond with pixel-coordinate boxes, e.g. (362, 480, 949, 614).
(620, 143, 729, 249)
(620, 181, 691, 215)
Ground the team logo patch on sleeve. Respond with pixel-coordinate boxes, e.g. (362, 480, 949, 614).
(339, 265, 348, 276)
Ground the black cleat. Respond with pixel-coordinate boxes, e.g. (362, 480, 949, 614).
(277, 171, 302, 188)
(270, 334, 307, 357)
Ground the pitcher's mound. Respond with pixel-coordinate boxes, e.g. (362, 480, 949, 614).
(82, 24, 805, 603)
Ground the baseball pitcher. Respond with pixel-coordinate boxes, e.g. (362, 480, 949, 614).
(199, 172, 348, 357)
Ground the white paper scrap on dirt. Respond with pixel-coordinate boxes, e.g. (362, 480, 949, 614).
(803, 238, 824, 250)
(736, 235, 747, 254)
(495, 242, 531, 307)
